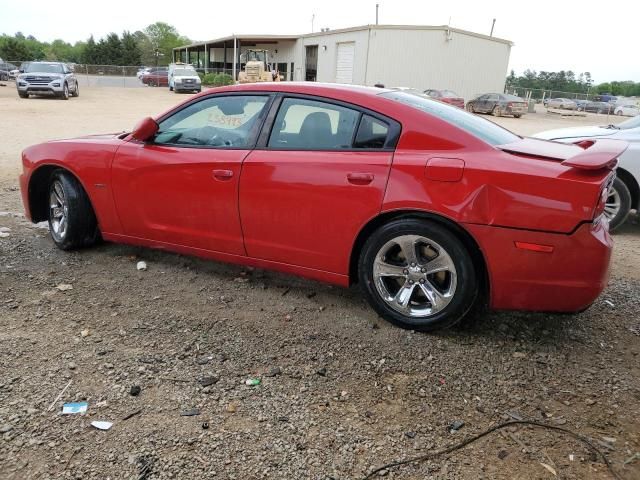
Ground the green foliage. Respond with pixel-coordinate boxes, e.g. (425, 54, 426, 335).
(0, 22, 187, 66)
(139, 22, 190, 66)
(594, 81, 640, 97)
(506, 69, 594, 97)
(200, 73, 235, 86)
(213, 73, 234, 86)
(201, 73, 217, 85)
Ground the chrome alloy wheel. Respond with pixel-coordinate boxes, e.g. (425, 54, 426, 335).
(604, 187, 621, 221)
(373, 235, 457, 318)
(49, 181, 68, 241)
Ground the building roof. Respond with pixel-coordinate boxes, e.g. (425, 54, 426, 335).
(173, 24, 513, 50)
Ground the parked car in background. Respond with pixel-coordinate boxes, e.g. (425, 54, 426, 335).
(136, 67, 150, 80)
(578, 101, 615, 114)
(16, 61, 79, 99)
(615, 105, 640, 117)
(18, 83, 622, 331)
(141, 67, 168, 87)
(466, 93, 527, 118)
(0, 61, 18, 81)
(574, 99, 589, 109)
(546, 98, 577, 110)
(534, 114, 640, 230)
(168, 62, 197, 91)
(171, 67, 201, 93)
(423, 89, 465, 108)
(595, 94, 618, 103)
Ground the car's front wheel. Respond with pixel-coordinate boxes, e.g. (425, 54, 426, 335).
(18, 91, 28, 98)
(60, 83, 69, 100)
(71, 82, 79, 97)
(48, 170, 100, 250)
(466, 103, 475, 113)
(492, 105, 502, 117)
(605, 177, 632, 232)
(358, 219, 478, 331)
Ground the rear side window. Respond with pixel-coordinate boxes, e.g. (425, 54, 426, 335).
(380, 91, 519, 146)
(268, 98, 359, 150)
(354, 115, 389, 149)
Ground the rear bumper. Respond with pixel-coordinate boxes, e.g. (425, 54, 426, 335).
(466, 221, 612, 312)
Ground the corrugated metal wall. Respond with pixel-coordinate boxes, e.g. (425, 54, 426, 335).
(299, 30, 370, 84)
(295, 26, 511, 102)
(365, 27, 511, 101)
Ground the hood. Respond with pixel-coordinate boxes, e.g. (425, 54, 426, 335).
(22, 71, 64, 77)
(532, 125, 615, 141)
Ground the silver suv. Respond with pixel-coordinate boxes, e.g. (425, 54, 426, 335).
(17, 62, 79, 99)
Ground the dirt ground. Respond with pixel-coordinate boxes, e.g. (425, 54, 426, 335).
(0, 83, 639, 480)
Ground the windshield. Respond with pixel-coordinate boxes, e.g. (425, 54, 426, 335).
(174, 69, 196, 76)
(380, 91, 520, 146)
(616, 115, 640, 130)
(24, 62, 64, 73)
(441, 90, 459, 98)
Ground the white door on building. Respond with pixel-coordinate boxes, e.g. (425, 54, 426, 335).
(335, 42, 355, 84)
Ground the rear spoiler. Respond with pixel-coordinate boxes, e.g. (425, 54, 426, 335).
(498, 137, 627, 171)
(562, 139, 627, 170)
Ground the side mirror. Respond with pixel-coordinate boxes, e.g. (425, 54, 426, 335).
(19, 69, 24, 73)
(131, 117, 159, 142)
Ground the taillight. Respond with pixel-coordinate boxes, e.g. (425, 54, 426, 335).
(508, 102, 513, 108)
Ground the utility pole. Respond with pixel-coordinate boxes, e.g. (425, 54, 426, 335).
(376, 4, 379, 25)
(311, 14, 315, 33)
(490, 18, 496, 37)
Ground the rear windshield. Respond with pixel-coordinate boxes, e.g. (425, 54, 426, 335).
(441, 90, 459, 98)
(24, 62, 64, 73)
(380, 91, 520, 146)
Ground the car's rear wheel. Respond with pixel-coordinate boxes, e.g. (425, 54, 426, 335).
(48, 170, 100, 250)
(492, 105, 502, 117)
(605, 177, 632, 232)
(513, 114, 522, 118)
(358, 219, 478, 331)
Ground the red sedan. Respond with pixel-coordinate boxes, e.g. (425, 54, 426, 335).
(424, 89, 465, 108)
(141, 68, 168, 87)
(19, 83, 624, 331)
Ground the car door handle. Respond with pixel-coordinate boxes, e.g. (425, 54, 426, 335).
(347, 172, 374, 185)
(212, 169, 234, 180)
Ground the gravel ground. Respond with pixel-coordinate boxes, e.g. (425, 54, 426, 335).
(0, 84, 639, 479)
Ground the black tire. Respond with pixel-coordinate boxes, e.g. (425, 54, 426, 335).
(60, 82, 69, 100)
(71, 82, 79, 97)
(607, 178, 632, 232)
(466, 103, 475, 113)
(169, 85, 173, 91)
(358, 219, 478, 331)
(47, 170, 100, 250)
(492, 105, 502, 117)
(18, 91, 28, 98)
(513, 114, 522, 118)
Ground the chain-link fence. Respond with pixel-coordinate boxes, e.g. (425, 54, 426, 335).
(3, 61, 256, 88)
(505, 86, 595, 103)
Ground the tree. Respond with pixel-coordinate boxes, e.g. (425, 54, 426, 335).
(139, 22, 190, 66)
(121, 31, 141, 66)
(82, 35, 98, 64)
(0, 36, 31, 60)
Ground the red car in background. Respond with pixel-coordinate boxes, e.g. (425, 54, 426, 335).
(141, 67, 168, 87)
(424, 89, 465, 108)
(18, 83, 623, 331)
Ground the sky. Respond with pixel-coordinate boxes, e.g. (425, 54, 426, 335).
(1, 0, 638, 83)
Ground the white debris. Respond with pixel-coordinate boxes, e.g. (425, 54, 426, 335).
(604, 300, 615, 307)
(136, 261, 147, 271)
(56, 284, 73, 291)
(90, 420, 113, 430)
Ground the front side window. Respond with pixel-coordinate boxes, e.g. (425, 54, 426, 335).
(155, 95, 269, 147)
(268, 98, 359, 149)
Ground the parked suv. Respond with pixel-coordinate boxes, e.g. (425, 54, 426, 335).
(17, 62, 79, 99)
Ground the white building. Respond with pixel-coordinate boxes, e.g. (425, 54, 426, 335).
(173, 24, 513, 101)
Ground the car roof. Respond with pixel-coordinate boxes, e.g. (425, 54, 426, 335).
(211, 82, 393, 98)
